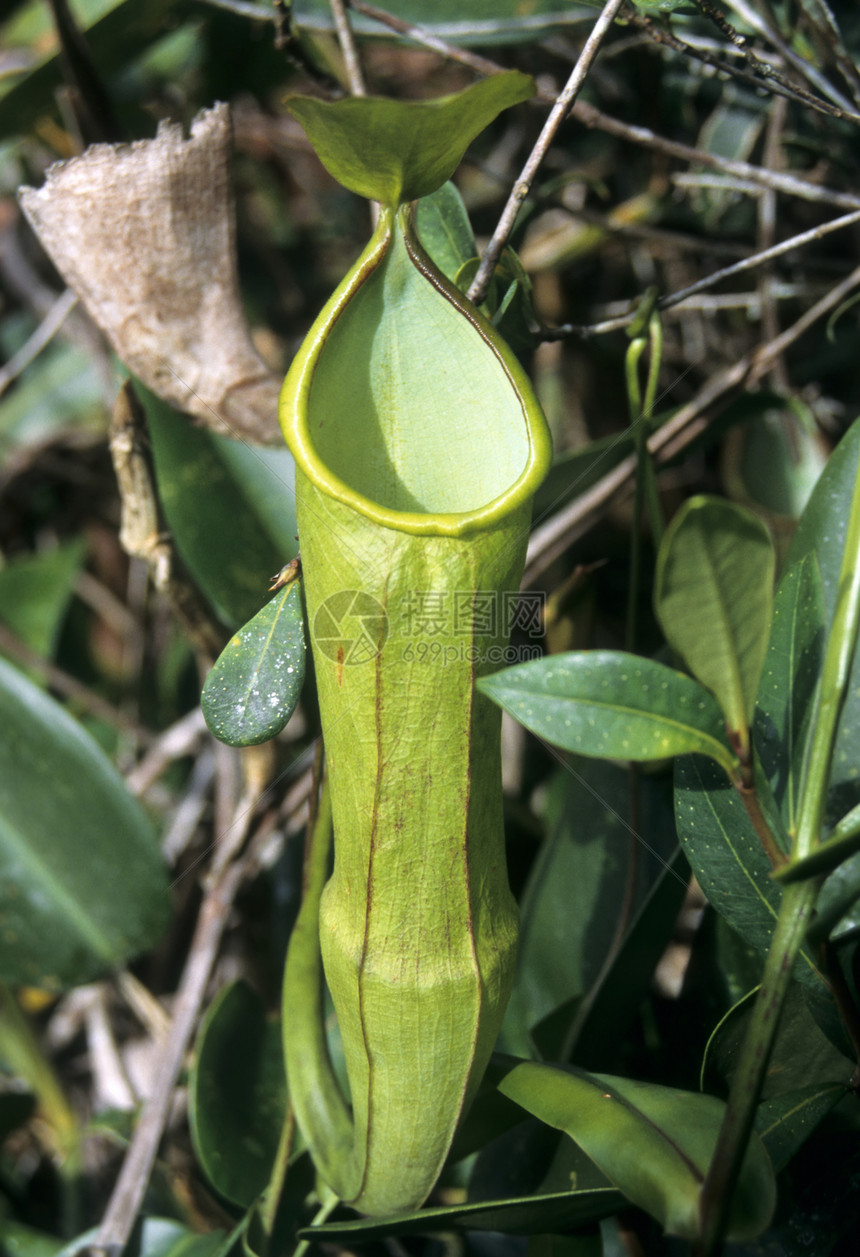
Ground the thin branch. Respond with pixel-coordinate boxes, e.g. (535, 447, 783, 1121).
(724, 0, 860, 114)
(333, 0, 367, 95)
(466, 0, 629, 305)
(0, 288, 77, 399)
(92, 828, 267, 1256)
(348, 0, 500, 74)
(543, 206, 860, 339)
(571, 98, 860, 211)
(523, 260, 860, 585)
(633, 6, 860, 125)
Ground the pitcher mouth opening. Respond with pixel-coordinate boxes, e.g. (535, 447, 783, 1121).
(279, 205, 551, 538)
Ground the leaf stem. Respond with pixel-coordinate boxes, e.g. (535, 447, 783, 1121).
(466, 0, 628, 305)
(697, 878, 818, 1256)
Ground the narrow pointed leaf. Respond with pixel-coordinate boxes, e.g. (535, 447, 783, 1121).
(201, 579, 306, 747)
(787, 415, 860, 814)
(495, 1059, 776, 1241)
(655, 496, 775, 736)
(297, 1188, 624, 1241)
(287, 72, 535, 206)
(478, 651, 739, 778)
(754, 554, 825, 836)
(0, 657, 169, 990)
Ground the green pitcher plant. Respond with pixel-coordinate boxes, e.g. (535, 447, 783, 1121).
(277, 75, 552, 1215)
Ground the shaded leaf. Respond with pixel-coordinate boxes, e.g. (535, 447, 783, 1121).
(495, 1059, 775, 1241)
(478, 651, 738, 779)
(189, 981, 288, 1208)
(0, 539, 86, 658)
(143, 387, 297, 628)
(756, 1083, 846, 1173)
(503, 762, 681, 1066)
(530, 846, 689, 1069)
(754, 554, 825, 837)
(202, 579, 306, 747)
(287, 72, 535, 205)
(655, 495, 775, 736)
(701, 983, 852, 1103)
(0, 658, 169, 991)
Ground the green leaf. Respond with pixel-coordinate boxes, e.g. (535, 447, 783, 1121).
(754, 554, 826, 837)
(413, 181, 477, 285)
(0, 657, 169, 991)
(701, 983, 852, 1113)
(189, 981, 288, 1208)
(0, 539, 86, 657)
(674, 755, 823, 997)
(787, 415, 860, 817)
(495, 1059, 776, 1241)
(142, 386, 297, 629)
(655, 495, 775, 737)
(298, 1187, 624, 1240)
(287, 72, 535, 206)
(201, 579, 306, 747)
(478, 651, 739, 779)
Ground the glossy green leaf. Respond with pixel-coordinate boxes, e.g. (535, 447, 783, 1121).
(201, 579, 306, 747)
(478, 651, 739, 779)
(787, 415, 860, 818)
(189, 981, 288, 1207)
(299, 1187, 624, 1241)
(413, 181, 477, 285)
(496, 1059, 775, 1241)
(279, 199, 551, 1215)
(674, 755, 823, 998)
(0, 539, 86, 658)
(754, 554, 825, 837)
(287, 72, 534, 206)
(0, 657, 169, 991)
(655, 496, 775, 736)
(143, 385, 297, 629)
